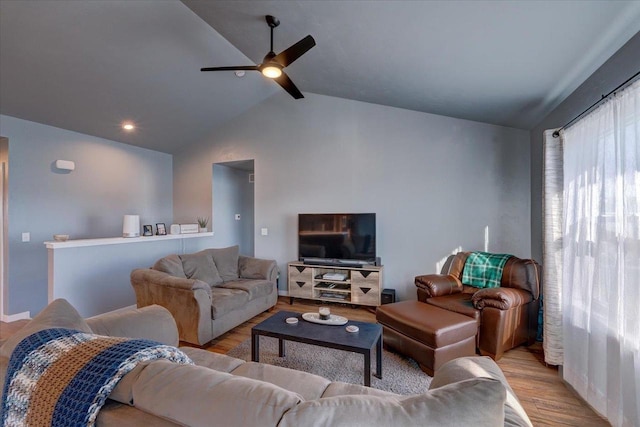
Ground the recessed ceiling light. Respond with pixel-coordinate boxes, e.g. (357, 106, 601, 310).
(122, 122, 135, 131)
(234, 71, 246, 78)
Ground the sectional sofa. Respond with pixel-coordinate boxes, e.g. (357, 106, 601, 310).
(0, 299, 533, 426)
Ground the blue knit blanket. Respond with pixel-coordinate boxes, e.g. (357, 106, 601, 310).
(461, 251, 512, 288)
(1, 328, 192, 427)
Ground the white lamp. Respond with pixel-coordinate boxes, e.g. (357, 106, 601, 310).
(122, 215, 140, 238)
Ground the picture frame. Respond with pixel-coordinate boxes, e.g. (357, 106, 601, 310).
(142, 225, 153, 236)
(156, 223, 167, 235)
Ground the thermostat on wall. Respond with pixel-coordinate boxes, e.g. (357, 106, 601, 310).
(55, 160, 75, 171)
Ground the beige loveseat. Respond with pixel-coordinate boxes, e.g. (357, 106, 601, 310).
(0, 300, 533, 426)
(131, 245, 277, 345)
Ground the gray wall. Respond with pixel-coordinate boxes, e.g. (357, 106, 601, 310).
(240, 168, 255, 256)
(174, 93, 531, 301)
(50, 237, 212, 317)
(529, 31, 640, 262)
(0, 115, 173, 315)
(212, 163, 254, 256)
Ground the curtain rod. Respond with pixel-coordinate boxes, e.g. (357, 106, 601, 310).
(552, 69, 640, 138)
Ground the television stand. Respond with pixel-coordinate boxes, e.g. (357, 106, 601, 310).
(288, 261, 383, 307)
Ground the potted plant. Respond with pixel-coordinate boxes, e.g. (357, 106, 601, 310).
(197, 217, 209, 233)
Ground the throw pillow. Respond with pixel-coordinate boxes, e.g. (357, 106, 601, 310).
(208, 246, 240, 282)
(461, 251, 512, 289)
(0, 299, 92, 360)
(180, 250, 223, 286)
(279, 377, 506, 427)
(153, 254, 187, 279)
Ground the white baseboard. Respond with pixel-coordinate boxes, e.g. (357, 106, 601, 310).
(2, 311, 31, 322)
(278, 290, 289, 297)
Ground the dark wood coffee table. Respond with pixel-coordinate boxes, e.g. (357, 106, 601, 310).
(251, 310, 382, 386)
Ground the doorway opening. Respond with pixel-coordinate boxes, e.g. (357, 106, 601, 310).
(212, 160, 255, 256)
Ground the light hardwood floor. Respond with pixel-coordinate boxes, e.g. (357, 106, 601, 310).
(1, 297, 609, 426)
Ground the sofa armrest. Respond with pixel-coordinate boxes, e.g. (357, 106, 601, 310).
(131, 269, 213, 345)
(86, 305, 179, 347)
(472, 287, 533, 310)
(238, 256, 278, 282)
(430, 356, 533, 427)
(414, 274, 463, 298)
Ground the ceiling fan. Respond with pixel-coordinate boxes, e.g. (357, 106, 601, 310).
(201, 15, 315, 99)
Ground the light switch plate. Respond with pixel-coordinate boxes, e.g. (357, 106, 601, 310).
(261, 228, 268, 236)
(22, 232, 30, 242)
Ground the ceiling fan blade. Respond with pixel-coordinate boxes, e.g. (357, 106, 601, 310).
(273, 35, 315, 67)
(274, 72, 304, 99)
(200, 65, 259, 72)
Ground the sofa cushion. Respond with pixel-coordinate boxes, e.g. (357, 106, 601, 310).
(222, 279, 274, 301)
(97, 400, 180, 427)
(179, 347, 245, 373)
(238, 256, 275, 280)
(0, 298, 92, 360)
(279, 377, 506, 427)
(132, 360, 301, 427)
(231, 362, 330, 401)
(210, 288, 249, 319)
(430, 356, 532, 427)
(208, 245, 240, 282)
(107, 363, 149, 405)
(321, 382, 399, 398)
(153, 254, 187, 279)
(425, 293, 481, 322)
(180, 250, 223, 286)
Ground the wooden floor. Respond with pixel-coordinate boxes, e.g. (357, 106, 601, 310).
(1, 297, 609, 426)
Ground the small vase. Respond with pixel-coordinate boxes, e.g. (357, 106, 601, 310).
(199, 227, 207, 233)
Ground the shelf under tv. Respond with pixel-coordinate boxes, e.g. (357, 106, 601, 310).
(288, 261, 383, 307)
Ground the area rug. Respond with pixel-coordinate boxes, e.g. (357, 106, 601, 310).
(227, 337, 432, 395)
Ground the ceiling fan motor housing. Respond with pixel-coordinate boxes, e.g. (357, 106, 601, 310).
(266, 15, 280, 28)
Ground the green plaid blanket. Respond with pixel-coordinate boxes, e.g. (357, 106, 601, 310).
(461, 252, 512, 288)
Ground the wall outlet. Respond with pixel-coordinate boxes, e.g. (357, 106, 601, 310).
(22, 232, 30, 242)
(235, 214, 241, 220)
(261, 228, 268, 236)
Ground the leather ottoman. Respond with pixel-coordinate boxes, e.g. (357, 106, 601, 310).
(376, 300, 478, 376)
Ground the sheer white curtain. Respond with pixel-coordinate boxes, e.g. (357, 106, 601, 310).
(561, 79, 640, 426)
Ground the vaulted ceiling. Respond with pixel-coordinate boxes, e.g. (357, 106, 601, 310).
(1, 0, 639, 154)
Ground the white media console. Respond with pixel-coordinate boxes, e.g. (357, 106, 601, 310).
(287, 261, 383, 307)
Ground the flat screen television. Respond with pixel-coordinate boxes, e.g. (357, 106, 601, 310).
(298, 213, 377, 265)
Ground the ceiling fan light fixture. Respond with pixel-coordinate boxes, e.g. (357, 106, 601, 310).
(261, 64, 282, 79)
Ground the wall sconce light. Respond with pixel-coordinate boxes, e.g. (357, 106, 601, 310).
(55, 160, 75, 171)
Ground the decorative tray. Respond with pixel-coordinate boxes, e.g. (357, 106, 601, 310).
(301, 312, 348, 326)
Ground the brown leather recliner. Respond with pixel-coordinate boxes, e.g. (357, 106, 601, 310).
(415, 252, 541, 360)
